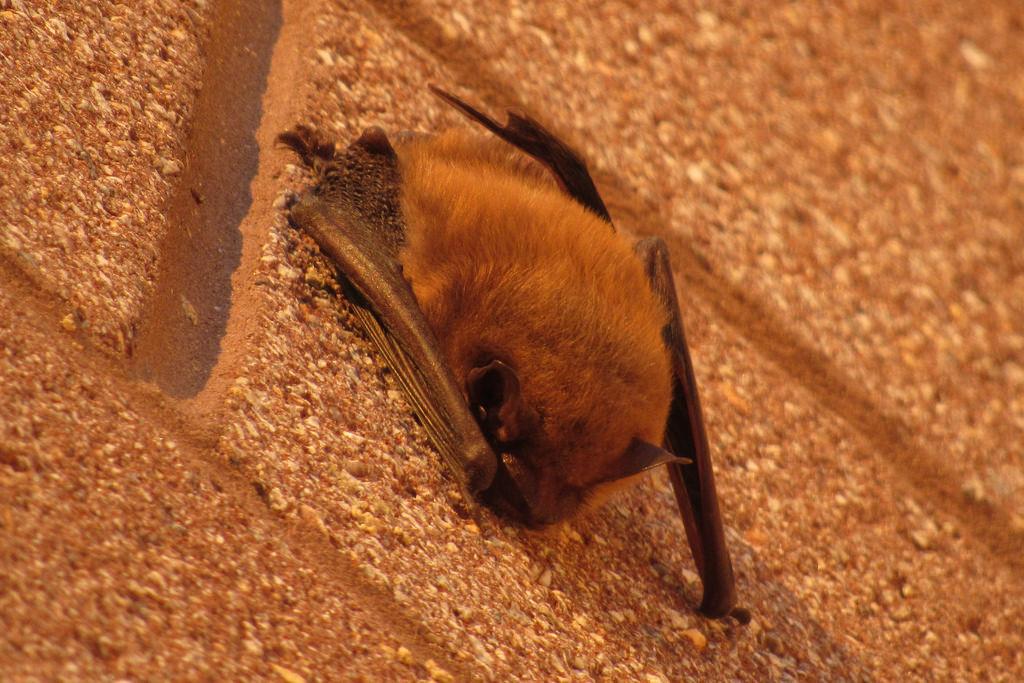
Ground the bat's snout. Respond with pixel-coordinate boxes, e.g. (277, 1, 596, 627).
(478, 467, 530, 526)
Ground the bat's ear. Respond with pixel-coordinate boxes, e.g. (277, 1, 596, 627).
(467, 359, 533, 446)
(602, 438, 691, 484)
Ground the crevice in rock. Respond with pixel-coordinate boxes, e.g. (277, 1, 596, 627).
(130, 0, 282, 398)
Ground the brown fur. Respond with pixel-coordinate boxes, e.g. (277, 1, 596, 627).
(395, 129, 672, 525)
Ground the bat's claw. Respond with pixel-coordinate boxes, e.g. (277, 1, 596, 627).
(729, 606, 752, 625)
(277, 125, 337, 167)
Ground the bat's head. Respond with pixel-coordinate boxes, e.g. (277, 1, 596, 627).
(466, 354, 682, 528)
(396, 126, 680, 527)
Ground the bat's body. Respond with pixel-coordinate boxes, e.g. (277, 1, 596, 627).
(396, 131, 672, 525)
(279, 89, 743, 620)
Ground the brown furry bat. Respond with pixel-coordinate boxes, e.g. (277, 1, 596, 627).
(279, 88, 743, 620)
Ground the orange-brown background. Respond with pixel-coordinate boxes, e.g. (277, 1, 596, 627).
(2, 0, 1022, 679)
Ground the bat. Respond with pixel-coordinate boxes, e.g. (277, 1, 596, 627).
(278, 87, 743, 620)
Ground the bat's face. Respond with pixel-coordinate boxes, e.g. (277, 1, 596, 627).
(462, 358, 584, 526)
(461, 349, 674, 528)
(486, 453, 586, 527)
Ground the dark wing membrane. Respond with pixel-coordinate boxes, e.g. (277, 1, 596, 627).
(430, 85, 614, 225)
(279, 126, 497, 495)
(635, 237, 739, 619)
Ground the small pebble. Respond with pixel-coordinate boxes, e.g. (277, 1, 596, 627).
(686, 163, 706, 185)
(681, 629, 707, 651)
(343, 460, 370, 478)
(270, 664, 306, 683)
(299, 504, 328, 536)
(909, 529, 932, 550)
(665, 609, 688, 630)
(960, 40, 992, 69)
(425, 659, 454, 683)
(159, 158, 182, 176)
(720, 383, 750, 413)
(180, 296, 199, 326)
(267, 487, 289, 512)
(962, 477, 986, 503)
(304, 267, 327, 289)
(891, 606, 913, 622)
(537, 568, 553, 588)
(272, 192, 291, 210)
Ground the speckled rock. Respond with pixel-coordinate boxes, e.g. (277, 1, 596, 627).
(2, 0, 1023, 680)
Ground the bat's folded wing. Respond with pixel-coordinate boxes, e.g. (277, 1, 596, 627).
(280, 127, 497, 495)
(636, 237, 741, 620)
(430, 85, 613, 224)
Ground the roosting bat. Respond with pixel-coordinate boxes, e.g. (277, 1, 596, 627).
(278, 87, 743, 620)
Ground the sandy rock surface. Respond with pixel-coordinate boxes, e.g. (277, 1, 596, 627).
(2, 0, 1022, 681)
